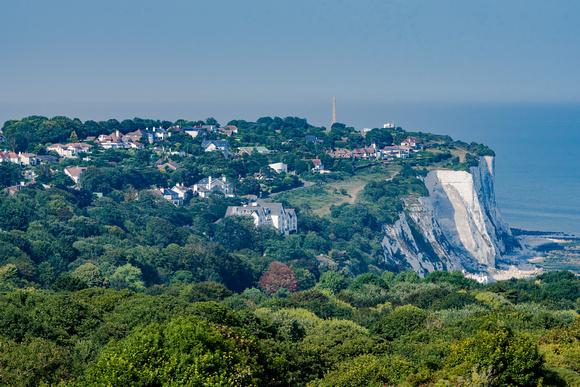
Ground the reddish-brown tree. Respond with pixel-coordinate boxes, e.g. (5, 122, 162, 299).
(258, 261, 298, 295)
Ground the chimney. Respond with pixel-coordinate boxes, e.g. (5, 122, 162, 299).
(208, 176, 212, 189)
(222, 175, 226, 182)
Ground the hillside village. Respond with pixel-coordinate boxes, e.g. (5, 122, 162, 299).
(0, 116, 493, 236)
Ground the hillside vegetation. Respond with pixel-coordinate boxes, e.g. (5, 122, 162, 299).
(1, 115, 577, 385)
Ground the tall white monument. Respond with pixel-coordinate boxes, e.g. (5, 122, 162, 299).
(331, 97, 336, 128)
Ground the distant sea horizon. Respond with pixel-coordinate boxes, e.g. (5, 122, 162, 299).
(341, 102, 580, 236)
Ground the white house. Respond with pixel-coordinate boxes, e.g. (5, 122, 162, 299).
(380, 145, 409, 159)
(225, 202, 297, 235)
(201, 140, 230, 157)
(97, 132, 127, 149)
(193, 175, 235, 198)
(268, 162, 288, 174)
(400, 137, 423, 152)
(149, 127, 170, 141)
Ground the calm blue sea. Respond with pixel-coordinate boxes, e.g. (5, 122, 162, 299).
(346, 102, 580, 236)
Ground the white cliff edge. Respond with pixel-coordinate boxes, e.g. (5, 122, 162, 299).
(382, 156, 524, 282)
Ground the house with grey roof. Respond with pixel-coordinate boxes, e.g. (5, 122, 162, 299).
(193, 175, 234, 198)
(225, 202, 297, 235)
(19, 152, 39, 166)
(201, 140, 230, 157)
(151, 188, 183, 206)
(170, 183, 193, 201)
(36, 155, 58, 164)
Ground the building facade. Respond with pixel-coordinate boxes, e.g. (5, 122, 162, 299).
(225, 202, 297, 235)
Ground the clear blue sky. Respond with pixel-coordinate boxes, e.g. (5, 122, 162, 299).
(1, 0, 579, 129)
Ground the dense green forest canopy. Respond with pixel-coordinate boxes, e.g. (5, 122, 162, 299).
(2, 115, 572, 385)
(1, 271, 580, 385)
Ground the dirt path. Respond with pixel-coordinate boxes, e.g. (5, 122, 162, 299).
(263, 180, 315, 198)
(346, 185, 364, 203)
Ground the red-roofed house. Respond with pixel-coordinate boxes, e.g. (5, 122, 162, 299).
(352, 146, 379, 160)
(400, 137, 423, 151)
(47, 143, 92, 158)
(0, 151, 20, 164)
(303, 157, 325, 173)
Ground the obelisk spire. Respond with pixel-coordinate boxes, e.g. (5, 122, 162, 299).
(331, 97, 336, 128)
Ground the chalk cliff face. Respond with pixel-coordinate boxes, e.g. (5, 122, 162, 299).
(382, 156, 517, 277)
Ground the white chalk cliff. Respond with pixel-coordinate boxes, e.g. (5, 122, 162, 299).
(382, 156, 519, 277)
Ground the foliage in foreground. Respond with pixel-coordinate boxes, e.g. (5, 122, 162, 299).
(0, 269, 578, 385)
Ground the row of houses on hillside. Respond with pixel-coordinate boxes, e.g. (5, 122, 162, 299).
(171, 124, 238, 139)
(65, 127, 171, 151)
(0, 151, 46, 166)
(47, 143, 94, 158)
(95, 130, 146, 150)
(225, 202, 297, 235)
(2, 166, 88, 194)
(326, 137, 424, 160)
(151, 175, 235, 206)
